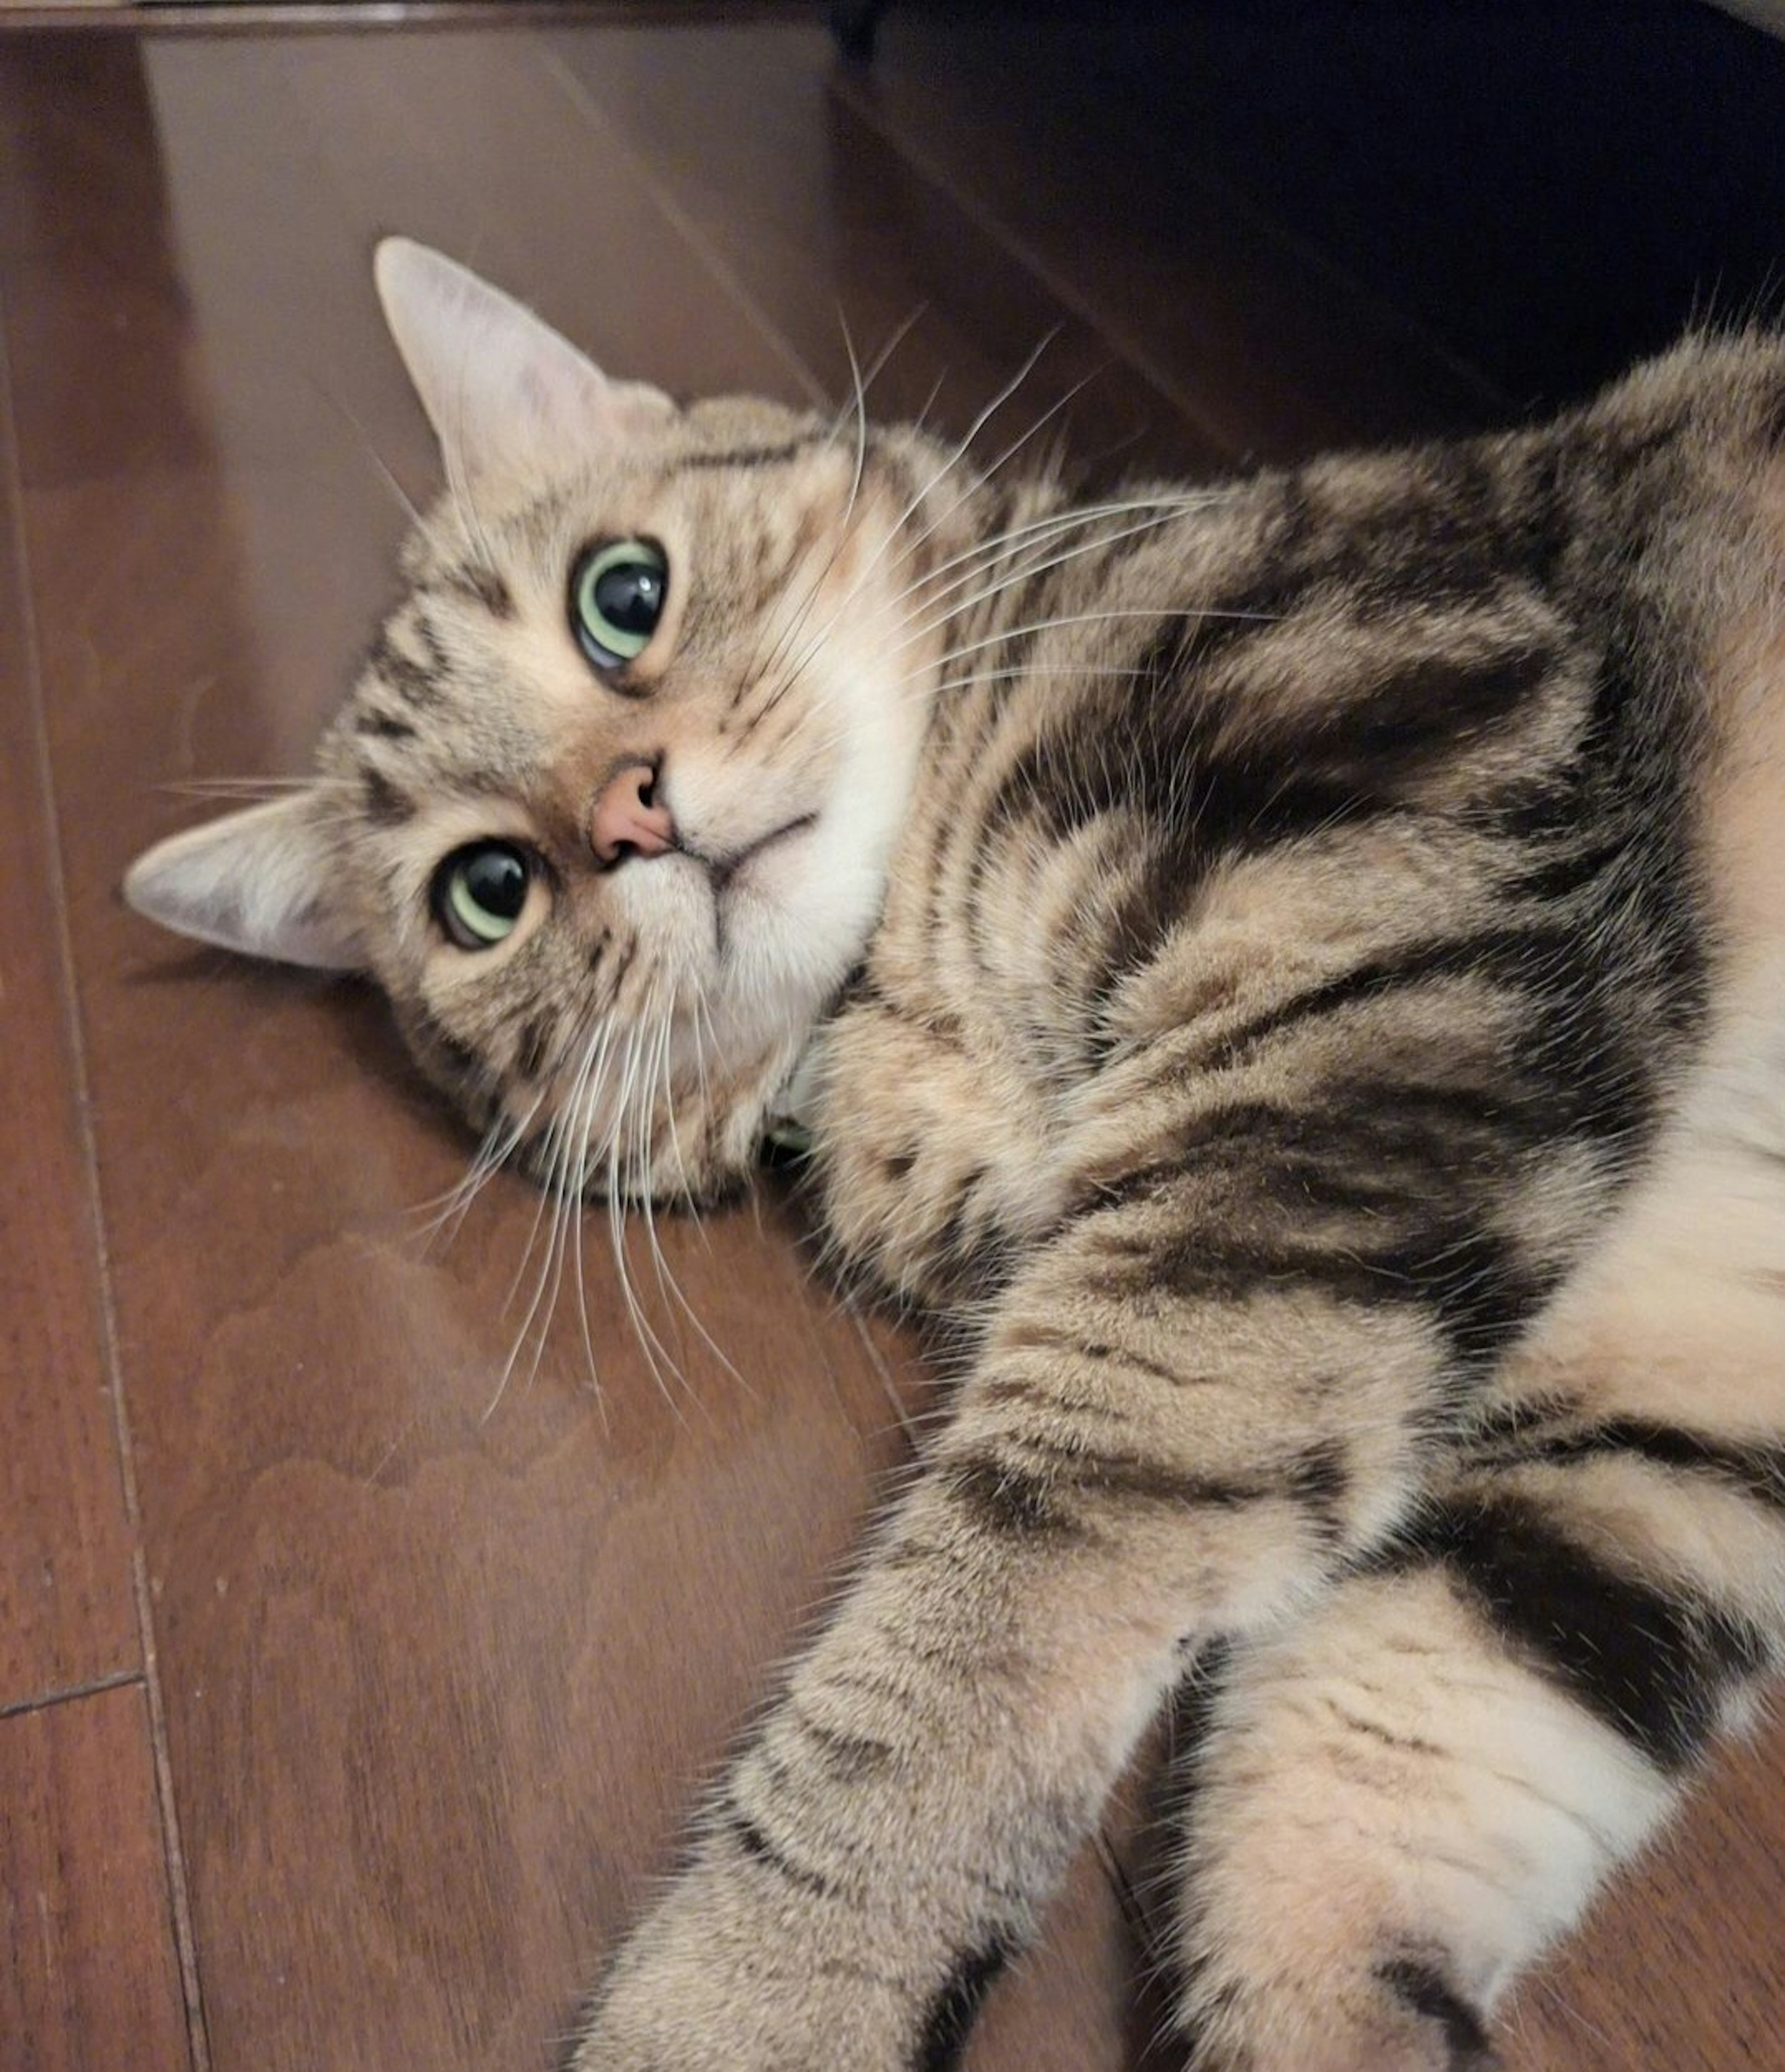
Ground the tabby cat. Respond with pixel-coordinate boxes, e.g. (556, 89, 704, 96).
(125, 241, 1785, 2072)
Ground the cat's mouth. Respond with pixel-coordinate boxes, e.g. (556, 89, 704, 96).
(677, 810, 820, 897)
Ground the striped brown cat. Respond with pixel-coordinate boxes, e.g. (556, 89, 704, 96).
(125, 241, 1785, 2072)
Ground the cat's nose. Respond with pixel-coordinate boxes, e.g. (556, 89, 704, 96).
(591, 759, 675, 866)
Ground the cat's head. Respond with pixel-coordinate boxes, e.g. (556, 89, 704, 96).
(125, 240, 962, 1203)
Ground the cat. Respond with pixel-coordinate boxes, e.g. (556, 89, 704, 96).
(124, 240, 1785, 2072)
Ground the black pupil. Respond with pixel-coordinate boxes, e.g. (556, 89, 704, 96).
(465, 846, 527, 919)
(594, 561, 663, 636)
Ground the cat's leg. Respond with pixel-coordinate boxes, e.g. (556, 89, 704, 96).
(1158, 1563, 1686, 2072)
(1158, 1005, 1785, 2072)
(569, 1107, 1537, 2072)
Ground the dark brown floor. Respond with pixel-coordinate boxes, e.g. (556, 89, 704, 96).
(2, 7, 1783, 2071)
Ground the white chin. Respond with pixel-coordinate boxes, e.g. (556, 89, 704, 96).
(709, 855, 873, 1051)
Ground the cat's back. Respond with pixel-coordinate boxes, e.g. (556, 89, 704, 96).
(820, 332, 1785, 1311)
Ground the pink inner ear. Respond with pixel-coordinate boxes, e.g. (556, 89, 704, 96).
(375, 236, 653, 490)
(121, 793, 362, 973)
(518, 365, 557, 416)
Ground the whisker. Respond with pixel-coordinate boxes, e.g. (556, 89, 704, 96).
(300, 368, 423, 529)
(412, 1096, 541, 1252)
(567, 1019, 622, 1414)
(642, 997, 747, 1388)
(748, 333, 1068, 731)
(485, 1013, 610, 1421)
(156, 775, 317, 800)
(605, 1024, 689, 1411)
(894, 497, 1212, 643)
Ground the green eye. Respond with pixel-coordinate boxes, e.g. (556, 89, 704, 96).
(570, 537, 668, 670)
(433, 841, 532, 951)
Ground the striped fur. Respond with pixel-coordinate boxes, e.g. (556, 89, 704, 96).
(124, 249, 1785, 2072)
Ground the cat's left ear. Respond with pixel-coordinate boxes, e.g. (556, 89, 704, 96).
(373, 238, 674, 496)
(123, 791, 364, 972)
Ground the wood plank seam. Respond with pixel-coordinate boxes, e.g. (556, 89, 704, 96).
(539, 43, 832, 410)
(827, 66, 1252, 466)
(0, 1666, 143, 1722)
(828, 58, 1513, 457)
(0, 296, 212, 2072)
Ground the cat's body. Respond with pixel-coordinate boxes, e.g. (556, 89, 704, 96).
(125, 245, 1785, 2072)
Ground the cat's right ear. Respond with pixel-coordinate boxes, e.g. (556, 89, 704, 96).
(373, 238, 674, 496)
(123, 791, 363, 973)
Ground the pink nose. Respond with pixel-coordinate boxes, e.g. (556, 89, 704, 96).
(591, 760, 675, 865)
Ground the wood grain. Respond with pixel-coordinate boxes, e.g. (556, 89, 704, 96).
(0, 1682, 190, 2072)
(1502, 1713, 1785, 2072)
(8, 26, 1131, 2069)
(545, 17, 1228, 480)
(0, 260, 137, 1711)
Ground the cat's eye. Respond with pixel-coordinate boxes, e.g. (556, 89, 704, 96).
(432, 841, 533, 951)
(570, 537, 669, 671)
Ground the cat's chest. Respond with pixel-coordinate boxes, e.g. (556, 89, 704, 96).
(810, 679, 1147, 1310)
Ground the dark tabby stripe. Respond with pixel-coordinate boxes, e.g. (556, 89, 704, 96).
(1376, 1954, 1492, 2069)
(1274, 633, 1562, 778)
(1478, 1416, 1785, 1511)
(367, 625, 444, 707)
(671, 434, 825, 474)
(725, 1801, 838, 1900)
(784, 1701, 895, 1784)
(603, 932, 639, 1000)
(408, 1005, 485, 1092)
(354, 706, 417, 741)
(1190, 923, 1578, 1078)
(1415, 1492, 1768, 1769)
(431, 563, 516, 618)
(1071, 1100, 1557, 1367)
(998, 1319, 1197, 1391)
(976, 1373, 1138, 1426)
(914, 1940, 1012, 2072)
(515, 1018, 553, 1083)
(944, 1441, 1277, 1543)
(743, 502, 829, 626)
(1286, 1440, 1349, 1548)
(930, 1163, 987, 1262)
(361, 763, 413, 825)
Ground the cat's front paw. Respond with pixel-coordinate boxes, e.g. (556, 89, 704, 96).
(568, 1866, 917, 2072)
(1173, 1949, 1496, 2072)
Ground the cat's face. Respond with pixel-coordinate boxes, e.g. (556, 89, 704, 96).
(124, 241, 955, 1203)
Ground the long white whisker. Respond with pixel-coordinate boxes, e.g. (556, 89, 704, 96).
(760, 496, 1196, 739)
(568, 1019, 624, 1414)
(894, 500, 1207, 645)
(627, 991, 698, 1402)
(300, 369, 423, 529)
(156, 774, 317, 800)
(774, 501, 1213, 745)
(486, 1013, 609, 1422)
(643, 995, 746, 1388)
(903, 604, 1279, 684)
(414, 1095, 542, 1251)
(757, 335, 1067, 719)
(878, 490, 1214, 621)
(605, 1023, 688, 1410)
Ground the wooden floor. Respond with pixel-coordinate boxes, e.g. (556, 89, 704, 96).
(2, 6, 1783, 2070)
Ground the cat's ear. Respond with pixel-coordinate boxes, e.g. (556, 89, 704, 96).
(373, 238, 674, 493)
(123, 792, 363, 973)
